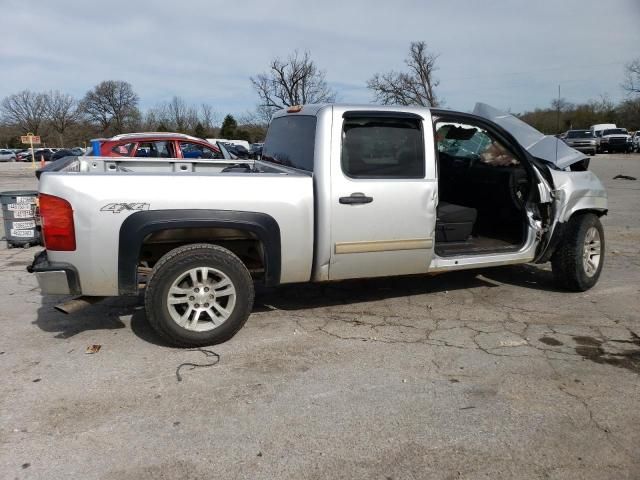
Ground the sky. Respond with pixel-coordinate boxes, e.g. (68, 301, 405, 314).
(1, 0, 639, 120)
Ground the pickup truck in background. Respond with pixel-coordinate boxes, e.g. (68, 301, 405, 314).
(29, 103, 607, 347)
(597, 128, 634, 153)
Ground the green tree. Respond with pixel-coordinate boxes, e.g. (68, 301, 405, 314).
(193, 122, 206, 138)
(234, 128, 251, 142)
(220, 114, 237, 138)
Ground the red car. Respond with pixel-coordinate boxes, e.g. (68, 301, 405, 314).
(94, 132, 224, 159)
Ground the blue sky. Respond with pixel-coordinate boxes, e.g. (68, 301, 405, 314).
(1, 0, 639, 120)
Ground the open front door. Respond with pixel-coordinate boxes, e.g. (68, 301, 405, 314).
(328, 109, 438, 280)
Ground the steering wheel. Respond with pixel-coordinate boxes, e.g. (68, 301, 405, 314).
(509, 170, 529, 209)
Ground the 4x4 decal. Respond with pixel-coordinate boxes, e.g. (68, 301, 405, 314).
(101, 202, 150, 214)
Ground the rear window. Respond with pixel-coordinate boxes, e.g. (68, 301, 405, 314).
(262, 115, 316, 172)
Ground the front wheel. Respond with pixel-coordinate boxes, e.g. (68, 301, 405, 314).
(551, 213, 604, 291)
(145, 243, 254, 347)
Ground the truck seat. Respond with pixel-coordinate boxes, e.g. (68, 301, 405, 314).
(436, 201, 477, 242)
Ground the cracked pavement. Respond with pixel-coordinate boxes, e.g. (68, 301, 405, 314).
(1, 155, 639, 479)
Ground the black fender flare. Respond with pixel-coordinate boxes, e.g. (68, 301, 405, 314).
(118, 209, 281, 295)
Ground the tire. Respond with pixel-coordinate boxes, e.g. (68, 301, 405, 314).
(551, 213, 604, 292)
(145, 243, 255, 347)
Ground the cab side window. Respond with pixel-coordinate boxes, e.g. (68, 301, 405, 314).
(341, 116, 425, 179)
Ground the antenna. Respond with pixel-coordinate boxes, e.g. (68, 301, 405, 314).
(555, 84, 560, 164)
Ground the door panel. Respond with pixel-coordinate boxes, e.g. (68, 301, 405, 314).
(328, 110, 438, 280)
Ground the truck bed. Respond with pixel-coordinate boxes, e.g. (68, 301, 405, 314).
(37, 156, 315, 295)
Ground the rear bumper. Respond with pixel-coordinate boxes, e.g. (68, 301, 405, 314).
(27, 250, 81, 295)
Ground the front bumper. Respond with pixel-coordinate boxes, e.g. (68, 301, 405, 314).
(601, 141, 631, 152)
(568, 144, 597, 154)
(27, 250, 81, 295)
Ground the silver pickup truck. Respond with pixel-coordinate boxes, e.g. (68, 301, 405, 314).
(29, 103, 607, 347)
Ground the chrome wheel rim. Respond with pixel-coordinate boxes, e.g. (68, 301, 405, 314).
(583, 227, 601, 277)
(166, 267, 236, 332)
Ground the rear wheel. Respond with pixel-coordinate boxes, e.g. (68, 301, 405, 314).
(551, 213, 604, 291)
(145, 243, 254, 347)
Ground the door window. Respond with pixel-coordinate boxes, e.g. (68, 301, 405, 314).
(435, 122, 519, 167)
(135, 141, 174, 158)
(111, 143, 135, 156)
(341, 116, 425, 179)
(179, 142, 222, 159)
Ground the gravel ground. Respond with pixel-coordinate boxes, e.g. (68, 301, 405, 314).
(0, 155, 639, 480)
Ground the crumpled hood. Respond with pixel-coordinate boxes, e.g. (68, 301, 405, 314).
(473, 103, 588, 170)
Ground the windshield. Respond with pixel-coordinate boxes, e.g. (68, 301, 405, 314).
(566, 130, 593, 139)
(603, 128, 627, 135)
(262, 115, 316, 172)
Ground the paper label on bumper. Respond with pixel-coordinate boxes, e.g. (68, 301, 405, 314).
(16, 196, 36, 204)
(12, 220, 36, 229)
(12, 209, 34, 218)
(10, 229, 34, 238)
(7, 203, 32, 211)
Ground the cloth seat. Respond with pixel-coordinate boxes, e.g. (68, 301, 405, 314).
(436, 201, 477, 242)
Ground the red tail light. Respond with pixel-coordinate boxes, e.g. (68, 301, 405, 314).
(39, 194, 76, 251)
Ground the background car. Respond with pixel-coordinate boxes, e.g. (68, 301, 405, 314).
(51, 147, 86, 161)
(599, 128, 633, 153)
(632, 131, 640, 152)
(33, 148, 55, 161)
(561, 129, 597, 155)
(249, 142, 264, 159)
(94, 132, 225, 160)
(0, 149, 17, 162)
(17, 150, 33, 161)
(222, 142, 250, 159)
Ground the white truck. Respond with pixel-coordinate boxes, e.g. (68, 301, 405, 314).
(29, 103, 607, 346)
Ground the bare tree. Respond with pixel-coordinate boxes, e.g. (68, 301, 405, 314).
(250, 50, 336, 118)
(0, 90, 48, 133)
(622, 58, 640, 95)
(165, 96, 198, 132)
(200, 103, 219, 130)
(81, 80, 139, 134)
(146, 96, 199, 133)
(367, 41, 442, 107)
(44, 90, 80, 146)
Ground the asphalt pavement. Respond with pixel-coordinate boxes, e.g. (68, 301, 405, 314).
(0, 155, 639, 479)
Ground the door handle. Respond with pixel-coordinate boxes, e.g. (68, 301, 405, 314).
(339, 192, 373, 205)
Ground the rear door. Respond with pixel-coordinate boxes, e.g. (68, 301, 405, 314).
(328, 110, 438, 280)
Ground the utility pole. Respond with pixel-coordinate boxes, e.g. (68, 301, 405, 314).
(556, 84, 561, 134)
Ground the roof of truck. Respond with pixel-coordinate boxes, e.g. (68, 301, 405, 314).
(107, 132, 204, 142)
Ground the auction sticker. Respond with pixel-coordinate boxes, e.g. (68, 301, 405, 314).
(7, 203, 32, 211)
(16, 196, 35, 204)
(12, 209, 33, 218)
(12, 220, 36, 230)
(10, 229, 34, 238)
